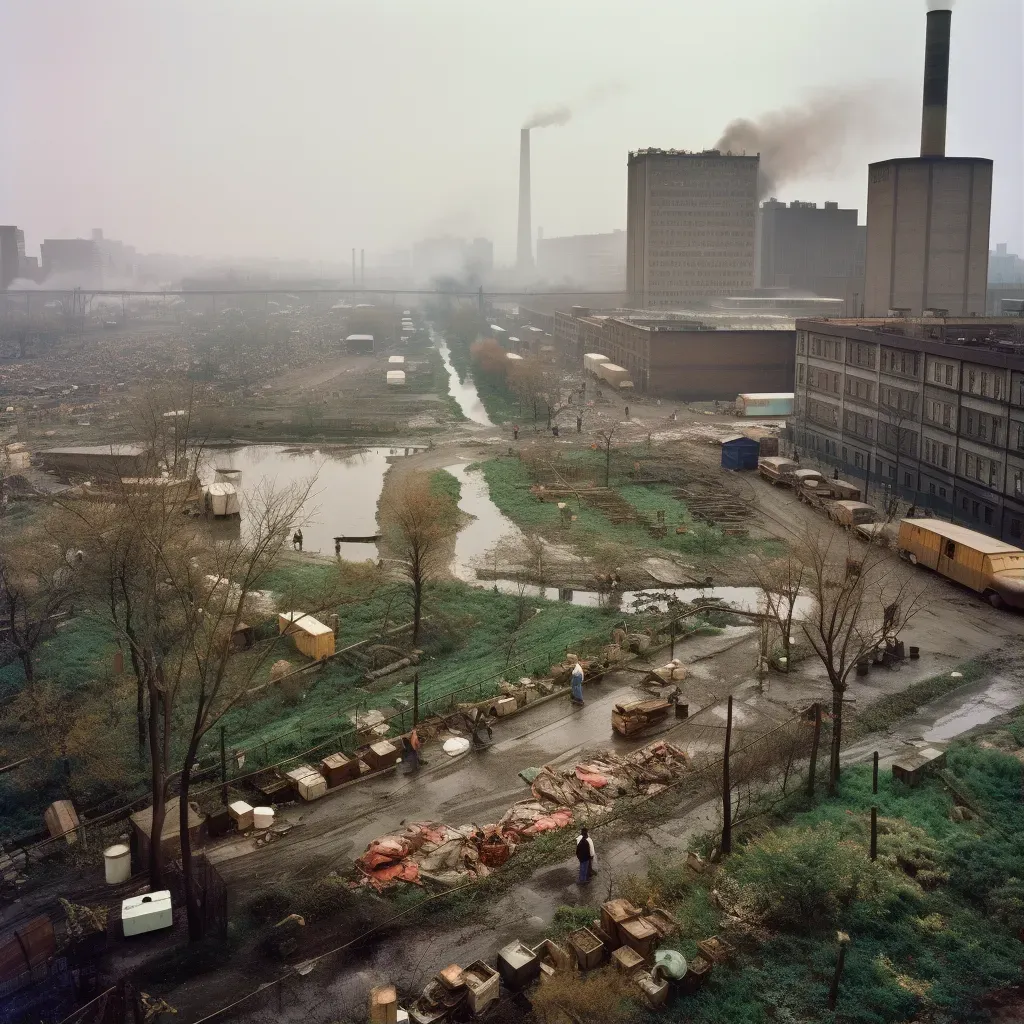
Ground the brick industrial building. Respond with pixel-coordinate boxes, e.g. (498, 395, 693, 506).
(553, 307, 794, 400)
(627, 149, 758, 309)
(790, 316, 1024, 542)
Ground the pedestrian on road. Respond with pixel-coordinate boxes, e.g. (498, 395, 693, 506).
(570, 658, 585, 705)
(624, 405, 630, 419)
(552, 424, 560, 438)
(576, 414, 582, 433)
(401, 728, 422, 773)
(513, 424, 519, 441)
(292, 529, 303, 552)
(576, 827, 596, 883)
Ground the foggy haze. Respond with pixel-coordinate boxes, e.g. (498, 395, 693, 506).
(715, 87, 900, 200)
(0, 0, 1020, 262)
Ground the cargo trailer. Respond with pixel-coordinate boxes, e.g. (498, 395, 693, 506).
(758, 456, 798, 485)
(735, 393, 795, 417)
(896, 519, 1024, 609)
(583, 352, 610, 376)
(597, 362, 634, 389)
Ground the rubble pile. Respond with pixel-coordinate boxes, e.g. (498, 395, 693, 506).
(355, 741, 691, 890)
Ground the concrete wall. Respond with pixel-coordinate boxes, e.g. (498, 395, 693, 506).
(865, 157, 992, 316)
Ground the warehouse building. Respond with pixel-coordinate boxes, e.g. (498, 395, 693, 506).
(554, 307, 794, 400)
(790, 316, 1024, 541)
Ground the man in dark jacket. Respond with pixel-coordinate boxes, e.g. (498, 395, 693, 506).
(576, 827, 596, 883)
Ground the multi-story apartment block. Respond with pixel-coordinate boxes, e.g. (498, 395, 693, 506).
(791, 316, 1024, 542)
(627, 149, 758, 309)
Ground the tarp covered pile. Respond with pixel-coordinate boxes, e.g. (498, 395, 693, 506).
(354, 740, 691, 889)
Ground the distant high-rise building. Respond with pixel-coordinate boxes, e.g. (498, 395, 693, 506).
(0, 226, 25, 289)
(627, 150, 758, 308)
(990, 243, 1024, 285)
(40, 237, 101, 285)
(536, 230, 626, 288)
(758, 200, 862, 301)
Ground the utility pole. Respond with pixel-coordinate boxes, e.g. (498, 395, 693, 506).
(807, 702, 821, 798)
(721, 695, 733, 855)
(872, 751, 879, 794)
(220, 726, 227, 806)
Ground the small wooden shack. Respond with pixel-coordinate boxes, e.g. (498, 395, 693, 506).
(130, 797, 204, 866)
(278, 611, 336, 660)
(892, 747, 946, 787)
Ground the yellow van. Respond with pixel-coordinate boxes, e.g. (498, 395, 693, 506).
(896, 518, 1024, 609)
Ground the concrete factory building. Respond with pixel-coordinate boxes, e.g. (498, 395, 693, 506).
(790, 316, 1024, 542)
(864, 6, 992, 317)
(536, 230, 626, 289)
(627, 149, 759, 309)
(758, 200, 865, 303)
(554, 307, 794, 400)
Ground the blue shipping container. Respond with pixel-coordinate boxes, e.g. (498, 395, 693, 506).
(721, 435, 761, 471)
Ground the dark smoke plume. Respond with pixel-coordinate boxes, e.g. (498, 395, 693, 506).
(715, 88, 896, 198)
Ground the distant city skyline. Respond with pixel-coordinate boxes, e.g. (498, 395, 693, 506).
(1, 0, 1020, 263)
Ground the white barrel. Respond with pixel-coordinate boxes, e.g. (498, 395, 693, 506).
(253, 807, 274, 829)
(104, 844, 131, 885)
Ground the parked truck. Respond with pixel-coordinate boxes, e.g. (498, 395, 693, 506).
(597, 362, 634, 391)
(758, 456, 798, 486)
(583, 352, 610, 377)
(896, 518, 1024, 609)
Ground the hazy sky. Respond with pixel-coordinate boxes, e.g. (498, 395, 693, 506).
(1, 0, 1021, 264)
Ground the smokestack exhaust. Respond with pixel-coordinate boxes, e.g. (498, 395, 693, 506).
(517, 128, 533, 271)
(920, 7, 951, 157)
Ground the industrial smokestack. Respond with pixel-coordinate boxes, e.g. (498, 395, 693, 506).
(920, 6, 951, 157)
(517, 128, 533, 271)
(360, 248, 365, 287)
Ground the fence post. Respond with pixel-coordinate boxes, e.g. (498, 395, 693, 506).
(413, 673, 420, 727)
(807, 702, 821, 799)
(872, 750, 879, 794)
(220, 726, 228, 806)
(721, 695, 733, 855)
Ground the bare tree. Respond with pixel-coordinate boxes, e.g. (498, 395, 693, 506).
(797, 527, 924, 794)
(0, 515, 82, 684)
(595, 429, 617, 487)
(751, 548, 808, 675)
(380, 472, 459, 645)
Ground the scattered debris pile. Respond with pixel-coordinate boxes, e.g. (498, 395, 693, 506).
(355, 741, 692, 890)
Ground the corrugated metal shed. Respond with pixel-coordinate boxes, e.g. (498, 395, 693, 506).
(720, 435, 761, 471)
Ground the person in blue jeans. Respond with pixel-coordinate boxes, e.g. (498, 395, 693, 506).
(570, 659, 585, 705)
(576, 827, 596, 883)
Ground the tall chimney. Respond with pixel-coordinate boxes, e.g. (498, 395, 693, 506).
(517, 128, 533, 271)
(920, 7, 951, 157)
(360, 248, 365, 286)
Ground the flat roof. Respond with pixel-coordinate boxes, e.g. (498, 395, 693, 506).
(345, 333, 374, 341)
(901, 518, 1023, 555)
(43, 444, 146, 456)
(279, 611, 334, 636)
(740, 393, 794, 400)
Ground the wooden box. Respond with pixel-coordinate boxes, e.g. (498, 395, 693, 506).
(462, 960, 499, 1014)
(369, 984, 398, 1024)
(567, 927, 604, 970)
(228, 800, 254, 831)
(44, 800, 80, 844)
(321, 753, 357, 787)
(611, 945, 646, 977)
(284, 765, 327, 801)
(364, 741, 400, 772)
(601, 898, 639, 941)
(494, 696, 517, 717)
(620, 916, 658, 961)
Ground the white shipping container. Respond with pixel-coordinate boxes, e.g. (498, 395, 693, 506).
(598, 362, 632, 388)
(386, 370, 406, 386)
(583, 352, 610, 375)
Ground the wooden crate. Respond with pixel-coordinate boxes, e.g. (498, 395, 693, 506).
(567, 927, 604, 970)
(44, 800, 79, 844)
(364, 741, 400, 772)
(321, 753, 357, 787)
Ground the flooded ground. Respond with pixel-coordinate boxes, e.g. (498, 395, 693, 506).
(920, 676, 1024, 741)
(445, 461, 814, 616)
(205, 445, 422, 559)
(434, 334, 493, 426)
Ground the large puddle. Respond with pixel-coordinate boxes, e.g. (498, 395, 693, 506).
(445, 461, 813, 616)
(435, 335, 493, 426)
(922, 677, 1024, 742)
(205, 445, 422, 560)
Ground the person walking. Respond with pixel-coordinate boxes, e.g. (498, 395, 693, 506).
(570, 658, 584, 705)
(576, 827, 596, 883)
(292, 529, 303, 552)
(402, 728, 422, 773)
(624, 405, 630, 419)
(513, 424, 519, 441)
(576, 414, 582, 434)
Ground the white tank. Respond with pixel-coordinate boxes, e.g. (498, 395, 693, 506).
(104, 843, 131, 885)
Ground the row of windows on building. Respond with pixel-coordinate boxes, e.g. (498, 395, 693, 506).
(647, 259, 753, 269)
